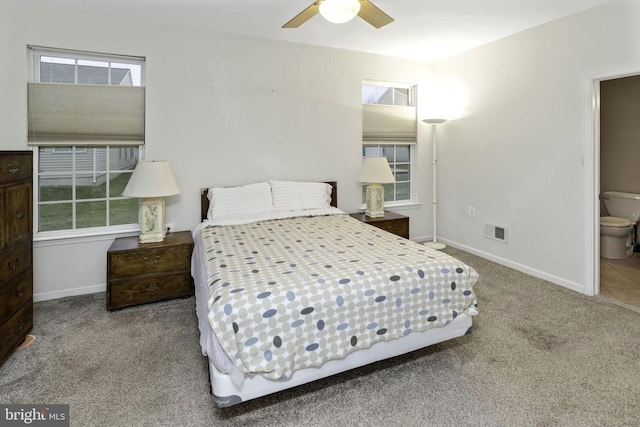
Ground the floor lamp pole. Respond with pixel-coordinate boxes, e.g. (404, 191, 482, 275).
(422, 118, 447, 250)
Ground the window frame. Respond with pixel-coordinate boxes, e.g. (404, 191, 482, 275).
(361, 143, 416, 208)
(28, 46, 145, 241)
(361, 80, 418, 209)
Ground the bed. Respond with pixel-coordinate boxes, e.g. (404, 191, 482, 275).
(192, 180, 479, 407)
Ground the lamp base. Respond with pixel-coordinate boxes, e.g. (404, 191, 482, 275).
(139, 231, 165, 244)
(423, 241, 447, 250)
(365, 183, 385, 218)
(139, 197, 166, 244)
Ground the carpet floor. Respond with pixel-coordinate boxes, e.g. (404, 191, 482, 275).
(1, 248, 639, 426)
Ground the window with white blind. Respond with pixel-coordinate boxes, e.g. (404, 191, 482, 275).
(28, 46, 146, 238)
(362, 81, 417, 206)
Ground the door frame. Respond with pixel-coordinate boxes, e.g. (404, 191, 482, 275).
(586, 66, 640, 296)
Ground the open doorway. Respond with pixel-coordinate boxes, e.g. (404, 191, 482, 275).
(589, 71, 640, 308)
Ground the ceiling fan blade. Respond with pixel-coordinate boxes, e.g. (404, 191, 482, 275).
(282, 1, 321, 28)
(358, 0, 394, 28)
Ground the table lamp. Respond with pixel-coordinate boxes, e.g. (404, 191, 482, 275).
(122, 160, 180, 243)
(358, 157, 395, 218)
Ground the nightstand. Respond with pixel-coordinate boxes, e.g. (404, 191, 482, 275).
(349, 211, 410, 239)
(106, 231, 194, 311)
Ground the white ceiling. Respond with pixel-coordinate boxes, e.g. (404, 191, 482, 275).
(33, 0, 613, 61)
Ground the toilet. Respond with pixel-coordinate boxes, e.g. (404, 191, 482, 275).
(600, 191, 640, 259)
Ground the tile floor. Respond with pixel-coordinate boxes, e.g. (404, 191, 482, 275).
(600, 253, 640, 308)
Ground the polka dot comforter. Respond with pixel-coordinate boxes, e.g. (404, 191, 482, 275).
(201, 213, 479, 380)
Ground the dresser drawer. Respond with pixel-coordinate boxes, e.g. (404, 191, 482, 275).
(3, 182, 33, 249)
(0, 152, 32, 184)
(0, 270, 32, 321)
(0, 241, 31, 285)
(109, 245, 191, 278)
(0, 299, 33, 363)
(108, 272, 192, 309)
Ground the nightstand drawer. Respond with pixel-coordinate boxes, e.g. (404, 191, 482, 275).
(0, 300, 32, 362)
(0, 270, 32, 321)
(375, 220, 409, 238)
(0, 241, 31, 285)
(108, 272, 192, 309)
(348, 211, 410, 239)
(109, 245, 191, 278)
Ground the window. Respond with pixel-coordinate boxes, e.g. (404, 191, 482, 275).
(362, 144, 412, 203)
(362, 84, 415, 106)
(28, 47, 145, 237)
(38, 146, 140, 232)
(362, 81, 417, 206)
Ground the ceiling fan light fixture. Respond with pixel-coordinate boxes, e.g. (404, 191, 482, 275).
(319, 0, 361, 24)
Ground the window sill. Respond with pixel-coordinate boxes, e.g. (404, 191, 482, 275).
(357, 201, 423, 213)
(34, 225, 140, 247)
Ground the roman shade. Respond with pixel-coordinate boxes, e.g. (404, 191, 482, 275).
(27, 82, 145, 145)
(362, 104, 417, 143)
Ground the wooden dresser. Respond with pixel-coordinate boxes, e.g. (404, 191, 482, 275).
(107, 231, 194, 310)
(0, 151, 33, 366)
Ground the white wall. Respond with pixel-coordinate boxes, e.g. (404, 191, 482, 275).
(3, 0, 638, 300)
(430, 0, 640, 293)
(0, 1, 432, 300)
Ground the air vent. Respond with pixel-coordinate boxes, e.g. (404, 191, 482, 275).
(484, 222, 508, 243)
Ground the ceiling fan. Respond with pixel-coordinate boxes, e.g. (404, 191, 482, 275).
(282, 0, 394, 29)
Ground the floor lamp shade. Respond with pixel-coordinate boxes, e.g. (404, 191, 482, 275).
(123, 161, 181, 243)
(358, 157, 395, 218)
(422, 118, 447, 250)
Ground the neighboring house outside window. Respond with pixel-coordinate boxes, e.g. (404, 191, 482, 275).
(28, 47, 145, 238)
(361, 81, 417, 206)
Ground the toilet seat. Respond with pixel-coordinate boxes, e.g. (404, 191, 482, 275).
(600, 216, 633, 228)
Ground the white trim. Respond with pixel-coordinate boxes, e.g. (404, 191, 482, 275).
(34, 228, 138, 246)
(383, 201, 423, 211)
(585, 76, 600, 297)
(362, 79, 414, 89)
(414, 237, 584, 294)
(34, 283, 105, 302)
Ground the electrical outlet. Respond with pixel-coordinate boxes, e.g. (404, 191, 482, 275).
(468, 207, 476, 217)
(165, 222, 174, 233)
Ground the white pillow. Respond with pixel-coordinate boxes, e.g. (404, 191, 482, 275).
(208, 182, 274, 219)
(270, 180, 332, 212)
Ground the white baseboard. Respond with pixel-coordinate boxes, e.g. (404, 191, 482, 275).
(34, 283, 105, 303)
(413, 235, 584, 294)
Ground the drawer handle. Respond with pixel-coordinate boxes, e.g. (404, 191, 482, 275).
(15, 211, 24, 219)
(8, 259, 19, 270)
(145, 282, 162, 291)
(16, 324, 23, 332)
(144, 256, 161, 265)
(15, 288, 23, 298)
(8, 165, 19, 174)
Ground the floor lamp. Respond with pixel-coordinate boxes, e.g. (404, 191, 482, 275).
(423, 118, 447, 250)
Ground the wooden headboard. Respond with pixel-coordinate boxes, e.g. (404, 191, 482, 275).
(200, 181, 338, 222)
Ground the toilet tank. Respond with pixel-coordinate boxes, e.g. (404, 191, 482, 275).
(603, 191, 640, 222)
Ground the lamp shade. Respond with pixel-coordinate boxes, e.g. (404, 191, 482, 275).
(358, 157, 395, 184)
(122, 161, 180, 198)
(319, 0, 361, 24)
